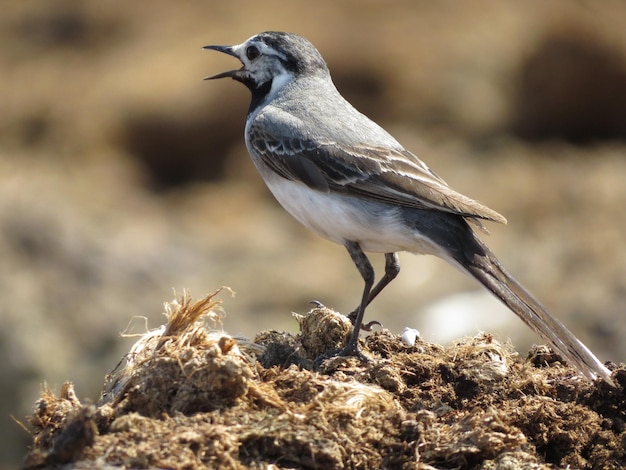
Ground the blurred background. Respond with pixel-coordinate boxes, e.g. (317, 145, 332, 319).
(2, 1, 626, 466)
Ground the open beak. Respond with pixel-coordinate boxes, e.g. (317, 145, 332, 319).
(203, 44, 245, 81)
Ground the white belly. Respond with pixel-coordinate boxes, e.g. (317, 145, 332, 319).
(263, 174, 441, 255)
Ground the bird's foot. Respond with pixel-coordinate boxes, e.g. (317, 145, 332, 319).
(313, 338, 371, 369)
(336, 341, 369, 361)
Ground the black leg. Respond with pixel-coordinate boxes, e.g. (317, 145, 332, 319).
(340, 241, 375, 357)
(348, 252, 400, 329)
(367, 253, 400, 306)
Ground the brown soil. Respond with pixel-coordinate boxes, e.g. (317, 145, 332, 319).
(23, 291, 626, 469)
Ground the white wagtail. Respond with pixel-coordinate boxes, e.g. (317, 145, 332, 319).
(204, 31, 611, 382)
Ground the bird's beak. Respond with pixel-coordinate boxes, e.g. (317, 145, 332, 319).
(203, 44, 245, 81)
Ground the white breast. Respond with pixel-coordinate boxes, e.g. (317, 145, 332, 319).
(261, 172, 441, 256)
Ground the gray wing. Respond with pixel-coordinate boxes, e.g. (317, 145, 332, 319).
(248, 126, 507, 225)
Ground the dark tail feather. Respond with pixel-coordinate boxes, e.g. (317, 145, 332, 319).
(461, 241, 612, 384)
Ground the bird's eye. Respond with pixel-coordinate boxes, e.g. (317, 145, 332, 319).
(246, 45, 260, 60)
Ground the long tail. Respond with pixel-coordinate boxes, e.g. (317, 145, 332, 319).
(459, 239, 612, 384)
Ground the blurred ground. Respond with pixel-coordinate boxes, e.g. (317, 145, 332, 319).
(2, 1, 626, 467)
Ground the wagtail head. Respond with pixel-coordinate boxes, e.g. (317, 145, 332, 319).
(204, 32, 329, 104)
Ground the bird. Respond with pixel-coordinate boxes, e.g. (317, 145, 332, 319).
(203, 31, 612, 383)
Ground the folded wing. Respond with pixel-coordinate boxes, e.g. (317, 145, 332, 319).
(248, 126, 507, 225)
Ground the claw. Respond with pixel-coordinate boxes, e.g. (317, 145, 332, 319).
(361, 320, 383, 332)
(347, 310, 382, 331)
(309, 300, 326, 309)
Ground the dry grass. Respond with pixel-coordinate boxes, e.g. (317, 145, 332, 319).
(24, 291, 626, 469)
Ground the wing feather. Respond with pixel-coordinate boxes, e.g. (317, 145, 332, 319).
(248, 125, 507, 224)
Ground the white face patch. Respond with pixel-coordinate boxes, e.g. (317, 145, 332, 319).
(232, 39, 278, 67)
(230, 43, 251, 67)
(231, 38, 295, 97)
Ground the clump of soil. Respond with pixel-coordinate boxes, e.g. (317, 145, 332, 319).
(23, 291, 626, 469)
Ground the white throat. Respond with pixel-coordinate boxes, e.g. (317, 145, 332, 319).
(267, 70, 293, 101)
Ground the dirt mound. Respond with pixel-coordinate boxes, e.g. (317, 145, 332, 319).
(24, 291, 625, 469)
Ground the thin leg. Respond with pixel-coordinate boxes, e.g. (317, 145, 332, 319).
(340, 241, 375, 357)
(367, 253, 400, 306)
(348, 253, 400, 329)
